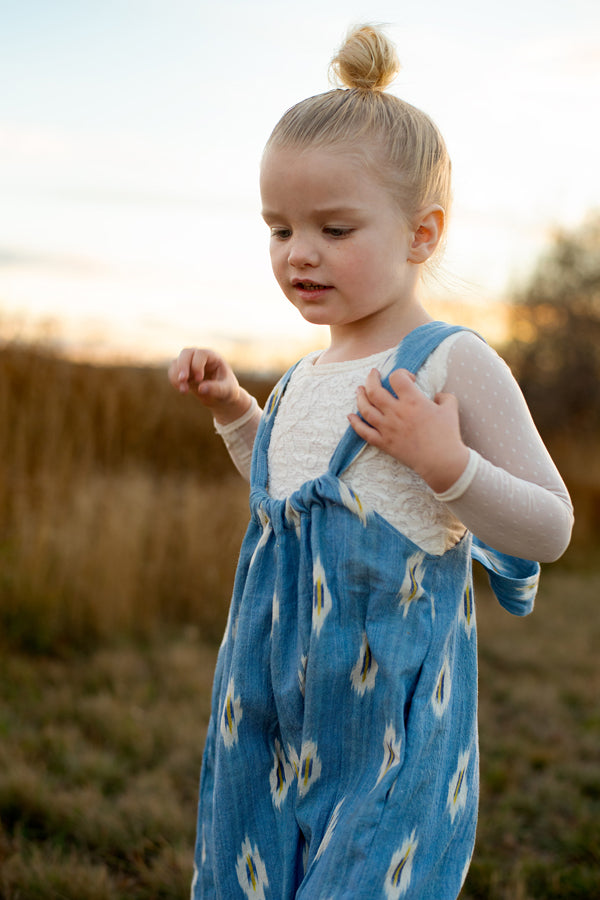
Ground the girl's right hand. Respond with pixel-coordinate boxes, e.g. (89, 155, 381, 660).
(168, 347, 253, 425)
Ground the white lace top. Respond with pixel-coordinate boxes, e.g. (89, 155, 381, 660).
(215, 332, 573, 560)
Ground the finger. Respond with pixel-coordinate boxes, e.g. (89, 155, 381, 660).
(363, 367, 383, 397)
(433, 390, 458, 410)
(190, 348, 212, 384)
(355, 384, 383, 426)
(347, 412, 384, 448)
(176, 347, 200, 381)
(362, 368, 394, 410)
(168, 350, 195, 392)
(388, 368, 417, 396)
(171, 347, 213, 394)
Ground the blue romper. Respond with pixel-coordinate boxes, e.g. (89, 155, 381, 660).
(192, 322, 540, 900)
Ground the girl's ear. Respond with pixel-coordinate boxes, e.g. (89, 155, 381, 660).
(408, 206, 445, 263)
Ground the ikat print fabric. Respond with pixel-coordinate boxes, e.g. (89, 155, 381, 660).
(192, 322, 540, 899)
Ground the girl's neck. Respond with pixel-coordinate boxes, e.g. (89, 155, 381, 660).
(317, 305, 433, 365)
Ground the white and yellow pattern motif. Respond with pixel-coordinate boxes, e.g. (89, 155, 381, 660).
(269, 738, 294, 809)
(338, 480, 369, 526)
(375, 723, 403, 786)
(398, 552, 426, 618)
(431, 654, 452, 718)
(235, 836, 269, 899)
(264, 383, 282, 419)
(350, 632, 378, 695)
(385, 830, 418, 899)
(460, 581, 475, 639)
(312, 557, 332, 636)
(220, 677, 243, 749)
(297, 740, 322, 797)
(447, 749, 470, 823)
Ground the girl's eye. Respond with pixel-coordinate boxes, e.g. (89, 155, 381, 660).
(324, 227, 352, 238)
(270, 227, 291, 240)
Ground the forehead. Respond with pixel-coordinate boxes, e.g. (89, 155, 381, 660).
(260, 145, 389, 215)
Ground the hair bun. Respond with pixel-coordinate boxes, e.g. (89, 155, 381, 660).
(329, 24, 400, 91)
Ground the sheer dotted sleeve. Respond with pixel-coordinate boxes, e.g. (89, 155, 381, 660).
(213, 397, 262, 481)
(436, 332, 573, 562)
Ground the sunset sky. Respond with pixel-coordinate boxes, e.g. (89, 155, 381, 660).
(0, 0, 598, 366)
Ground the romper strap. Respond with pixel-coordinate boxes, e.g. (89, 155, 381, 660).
(327, 321, 465, 478)
(471, 538, 539, 616)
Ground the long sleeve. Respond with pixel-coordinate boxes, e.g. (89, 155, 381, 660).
(213, 397, 262, 481)
(435, 333, 573, 562)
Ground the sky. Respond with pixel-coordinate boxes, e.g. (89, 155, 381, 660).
(0, 0, 599, 367)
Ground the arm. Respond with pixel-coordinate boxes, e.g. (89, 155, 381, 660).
(439, 334, 573, 561)
(213, 399, 262, 481)
(349, 333, 573, 562)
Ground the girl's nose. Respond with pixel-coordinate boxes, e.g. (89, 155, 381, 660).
(287, 236, 319, 268)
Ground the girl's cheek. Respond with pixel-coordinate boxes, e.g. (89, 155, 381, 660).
(269, 249, 284, 276)
(270, 246, 287, 270)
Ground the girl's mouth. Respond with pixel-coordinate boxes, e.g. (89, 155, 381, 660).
(295, 281, 329, 291)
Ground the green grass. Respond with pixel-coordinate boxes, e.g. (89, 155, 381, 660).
(0, 633, 217, 899)
(0, 566, 599, 899)
(463, 566, 600, 899)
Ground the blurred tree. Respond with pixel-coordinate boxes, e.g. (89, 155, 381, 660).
(506, 212, 600, 434)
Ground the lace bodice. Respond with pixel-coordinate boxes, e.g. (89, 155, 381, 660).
(267, 337, 467, 553)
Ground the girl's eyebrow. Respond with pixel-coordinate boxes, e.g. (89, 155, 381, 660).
(313, 205, 364, 216)
(261, 205, 364, 220)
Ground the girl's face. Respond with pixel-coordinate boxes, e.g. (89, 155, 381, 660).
(260, 145, 428, 354)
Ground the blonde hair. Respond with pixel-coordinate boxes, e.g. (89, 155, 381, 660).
(264, 24, 452, 239)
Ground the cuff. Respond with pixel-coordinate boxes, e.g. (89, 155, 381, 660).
(213, 396, 262, 436)
(433, 448, 480, 503)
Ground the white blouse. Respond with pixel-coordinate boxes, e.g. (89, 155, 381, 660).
(215, 331, 573, 561)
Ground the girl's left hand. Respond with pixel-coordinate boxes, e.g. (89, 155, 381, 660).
(348, 368, 470, 494)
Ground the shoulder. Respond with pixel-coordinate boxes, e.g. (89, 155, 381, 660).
(443, 330, 520, 391)
(420, 329, 516, 391)
(416, 329, 483, 396)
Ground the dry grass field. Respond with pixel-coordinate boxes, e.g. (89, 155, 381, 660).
(0, 342, 598, 899)
(0, 343, 274, 651)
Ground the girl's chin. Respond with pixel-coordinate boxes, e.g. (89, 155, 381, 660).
(296, 308, 336, 327)
(288, 297, 328, 321)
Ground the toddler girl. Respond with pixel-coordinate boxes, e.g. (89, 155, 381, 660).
(170, 25, 573, 900)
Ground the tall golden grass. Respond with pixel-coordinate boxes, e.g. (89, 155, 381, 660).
(0, 339, 593, 652)
(0, 342, 275, 651)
